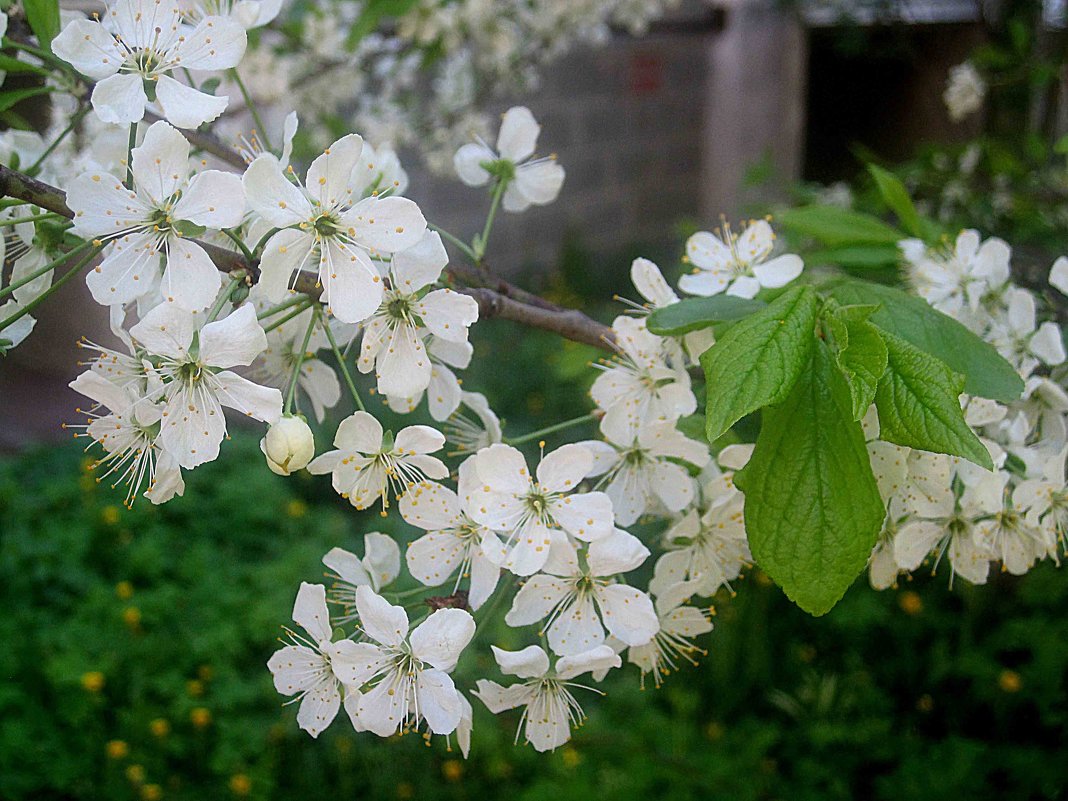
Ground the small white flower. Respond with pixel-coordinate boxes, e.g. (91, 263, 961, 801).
(53, 0, 246, 127)
(261, 415, 315, 475)
(988, 287, 1066, 377)
(465, 442, 615, 576)
(400, 463, 501, 610)
(591, 315, 695, 444)
(307, 411, 448, 510)
(128, 302, 282, 468)
(944, 62, 986, 122)
(454, 106, 565, 212)
(243, 135, 427, 323)
(266, 582, 369, 738)
(474, 644, 620, 752)
(322, 532, 402, 624)
(903, 229, 1010, 318)
(442, 391, 502, 455)
(626, 579, 713, 688)
(67, 121, 245, 310)
(628, 257, 715, 364)
(358, 231, 478, 399)
(579, 421, 710, 526)
(181, 0, 283, 30)
(1014, 446, 1068, 550)
(680, 219, 803, 298)
(343, 586, 475, 737)
(505, 528, 658, 656)
(648, 473, 750, 598)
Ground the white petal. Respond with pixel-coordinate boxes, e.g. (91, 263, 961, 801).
(52, 19, 122, 80)
(537, 443, 593, 493)
(512, 160, 564, 206)
(292, 581, 332, 643)
(415, 669, 464, 734)
(1032, 322, 1066, 366)
(417, 289, 479, 343)
(587, 529, 650, 576)
(376, 324, 431, 398)
(453, 142, 494, 186)
(392, 230, 448, 292)
(267, 644, 321, 695)
(596, 584, 658, 647)
(354, 585, 408, 648)
(305, 134, 364, 208)
(405, 530, 466, 587)
(155, 75, 229, 129)
(400, 481, 464, 530)
(160, 238, 221, 311)
(363, 532, 401, 589)
(334, 410, 382, 452)
(496, 106, 539, 162)
(685, 231, 732, 273)
(86, 233, 161, 306)
(199, 303, 268, 367)
(211, 370, 282, 423)
(173, 170, 246, 228)
(243, 154, 313, 227)
(395, 424, 445, 455)
(630, 257, 678, 307)
(320, 240, 383, 324)
(66, 171, 147, 238)
(91, 72, 147, 124)
(1050, 256, 1068, 296)
(257, 228, 317, 302)
(548, 491, 614, 541)
(410, 608, 476, 671)
(752, 254, 803, 288)
(547, 594, 604, 656)
(555, 645, 622, 681)
(295, 679, 340, 737)
(473, 679, 533, 714)
(504, 573, 570, 627)
(490, 644, 549, 679)
(322, 546, 372, 587)
(129, 301, 195, 359)
(172, 15, 247, 70)
(345, 196, 426, 254)
(473, 443, 531, 495)
(131, 120, 189, 205)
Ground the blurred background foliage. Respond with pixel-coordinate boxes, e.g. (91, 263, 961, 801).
(3, 310, 1068, 801)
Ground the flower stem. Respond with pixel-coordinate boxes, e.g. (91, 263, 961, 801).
(0, 239, 95, 299)
(221, 228, 254, 262)
(0, 244, 102, 333)
(429, 223, 478, 263)
(318, 307, 366, 412)
(262, 298, 313, 333)
(285, 312, 317, 415)
(504, 412, 598, 446)
(0, 212, 62, 227)
(257, 293, 312, 320)
(124, 123, 137, 189)
(206, 277, 244, 322)
(27, 105, 91, 177)
(230, 68, 273, 152)
(475, 177, 507, 261)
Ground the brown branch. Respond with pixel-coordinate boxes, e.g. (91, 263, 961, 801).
(0, 164, 615, 350)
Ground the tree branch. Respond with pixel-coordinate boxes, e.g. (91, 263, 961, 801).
(0, 164, 615, 350)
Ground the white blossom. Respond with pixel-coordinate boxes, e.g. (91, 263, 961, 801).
(680, 220, 803, 298)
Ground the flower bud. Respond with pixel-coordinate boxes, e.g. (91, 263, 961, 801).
(260, 415, 315, 476)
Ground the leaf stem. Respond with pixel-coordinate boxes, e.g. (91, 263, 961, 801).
(475, 177, 507, 261)
(257, 293, 312, 320)
(0, 212, 61, 227)
(429, 223, 478, 263)
(262, 298, 313, 333)
(206, 277, 244, 322)
(221, 228, 254, 263)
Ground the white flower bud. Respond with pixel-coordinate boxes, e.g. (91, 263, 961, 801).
(260, 415, 315, 476)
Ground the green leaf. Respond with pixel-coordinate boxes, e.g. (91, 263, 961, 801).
(0, 86, 53, 113)
(735, 340, 885, 615)
(701, 285, 819, 443)
(823, 279, 1024, 402)
(873, 330, 993, 470)
(646, 296, 766, 336)
(776, 205, 904, 248)
(23, 0, 62, 51)
(829, 307, 888, 421)
(806, 244, 902, 270)
(867, 164, 923, 238)
(0, 54, 49, 74)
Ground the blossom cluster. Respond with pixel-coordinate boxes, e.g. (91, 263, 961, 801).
(3, 0, 1068, 761)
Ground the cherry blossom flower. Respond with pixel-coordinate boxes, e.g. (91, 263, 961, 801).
(322, 533, 401, 626)
(648, 473, 750, 598)
(67, 121, 245, 310)
(266, 582, 369, 738)
(442, 391, 502, 454)
(181, 0, 284, 29)
(358, 231, 478, 398)
(343, 586, 475, 737)
(1014, 447, 1068, 551)
(626, 579, 713, 688)
(579, 421, 709, 526)
(590, 315, 695, 444)
(454, 106, 565, 212)
(680, 219, 803, 298)
(307, 411, 448, 510)
(261, 415, 315, 475)
(474, 645, 620, 752)
(128, 302, 282, 468)
(988, 287, 1066, 377)
(505, 529, 658, 656)
(465, 442, 615, 576)
(628, 256, 714, 364)
(243, 135, 426, 323)
(68, 369, 185, 505)
(902, 230, 1009, 318)
(944, 61, 986, 122)
(400, 464, 500, 610)
(52, 0, 246, 128)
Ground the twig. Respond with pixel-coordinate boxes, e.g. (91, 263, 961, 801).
(0, 164, 615, 351)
